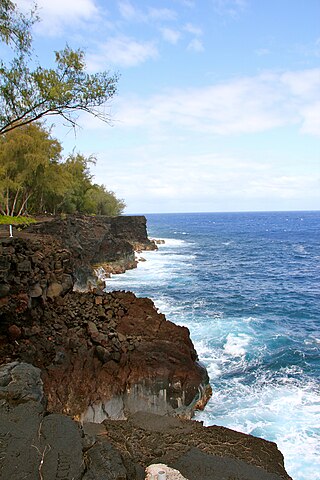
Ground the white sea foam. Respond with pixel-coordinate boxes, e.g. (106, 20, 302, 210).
(159, 237, 188, 247)
(293, 244, 309, 255)
(195, 357, 320, 480)
(223, 333, 251, 357)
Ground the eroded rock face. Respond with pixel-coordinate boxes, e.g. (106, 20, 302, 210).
(0, 216, 210, 421)
(0, 290, 211, 420)
(27, 215, 157, 287)
(0, 363, 292, 480)
(0, 362, 128, 480)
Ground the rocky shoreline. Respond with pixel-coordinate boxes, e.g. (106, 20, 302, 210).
(0, 215, 292, 479)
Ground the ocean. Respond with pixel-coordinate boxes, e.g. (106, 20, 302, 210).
(106, 211, 320, 480)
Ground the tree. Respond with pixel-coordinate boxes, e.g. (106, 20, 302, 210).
(0, 0, 35, 53)
(0, 1, 119, 135)
(83, 184, 126, 216)
(0, 122, 125, 216)
(57, 153, 125, 215)
(0, 122, 64, 215)
(59, 152, 95, 214)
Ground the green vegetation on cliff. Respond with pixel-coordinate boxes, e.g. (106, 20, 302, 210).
(0, 123, 125, 216)
(0, 2, 125, 217)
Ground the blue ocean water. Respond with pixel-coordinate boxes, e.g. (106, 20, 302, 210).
(106, 211, 320, 480)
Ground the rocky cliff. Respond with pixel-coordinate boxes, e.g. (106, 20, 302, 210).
(0, 362, 291, 480)
(0, 215, 292, 479)
(27, 214, 157, 286)
(0, 215, 210, 420)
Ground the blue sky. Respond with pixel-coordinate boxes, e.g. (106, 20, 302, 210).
(15, 0, 320, 213)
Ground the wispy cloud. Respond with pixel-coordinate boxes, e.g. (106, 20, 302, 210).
(114, 68, 320, 136)
(160, 27, 181, 45)
(118, 1, 176, 23)
(183, 23, 203, 36)
(187, 38, 204, 52)
(93, 146, 319, 213)
(87, 36, 158, 69)
(17, 0, 100, 36)
(173, 0, 196, 7)
(212, 0, 248, 18)
(148, 7, 177, 21)
(118, 0, 138, 20)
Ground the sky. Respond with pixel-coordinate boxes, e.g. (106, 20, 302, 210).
(14, 0, 320, 213)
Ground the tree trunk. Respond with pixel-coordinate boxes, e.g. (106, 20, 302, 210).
(17, 191, 32, 217)
(10, 188, 21, 216)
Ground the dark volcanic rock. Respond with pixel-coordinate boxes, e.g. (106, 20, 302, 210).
(0, 362, 84, 480)
(85, 412, 292, 480)
(0, 363, 292, 480)
(0, 216, 210, 420)
(0, 290, 211, 420)
(0, 362, 129, 480)
(26, 215, 157, 287)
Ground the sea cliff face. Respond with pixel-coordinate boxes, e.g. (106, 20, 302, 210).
(0, 215, 292, 479)
(0, 215, 210, 420)
(0, 361, 291, 480)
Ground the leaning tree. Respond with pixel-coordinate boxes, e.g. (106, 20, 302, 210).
(0, 0, 119, 135)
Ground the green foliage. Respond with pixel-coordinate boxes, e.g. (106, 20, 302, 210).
(83, 185, 126, 216)
(0, 122, 126, 216)
(0, 214, 35, 224)
(0, 0, 36, 53)
(0, 122, 62, 215)
(0, 3, 119, 134)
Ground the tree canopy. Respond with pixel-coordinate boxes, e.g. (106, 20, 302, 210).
(0, 123, 125, 216)
(0, 1, 119, 134)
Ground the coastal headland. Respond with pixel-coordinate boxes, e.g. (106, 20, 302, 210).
(0, 215, 292, 479)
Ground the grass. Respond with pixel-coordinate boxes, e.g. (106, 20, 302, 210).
(0, 215, 36, 225)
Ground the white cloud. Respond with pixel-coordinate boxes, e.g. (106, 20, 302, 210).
(281, 69, 320, 98)
(16, 0, 99, 36)
(87, 36, 158, 69)
(148, 7, 177, 21)
(113, 68, 320, 136)
(92, 146, 319, 213)
(118, 1, 176, 22)
(183, 23, 203, 36)
(187, 38, 204, 52)
(299, 102, 320, 136)
(160, 27, 181, 45)
(212, 0, 248, 18)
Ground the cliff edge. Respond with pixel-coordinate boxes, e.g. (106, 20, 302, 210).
(0, 215, 210, 420)
(0, 215, 292, 479)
